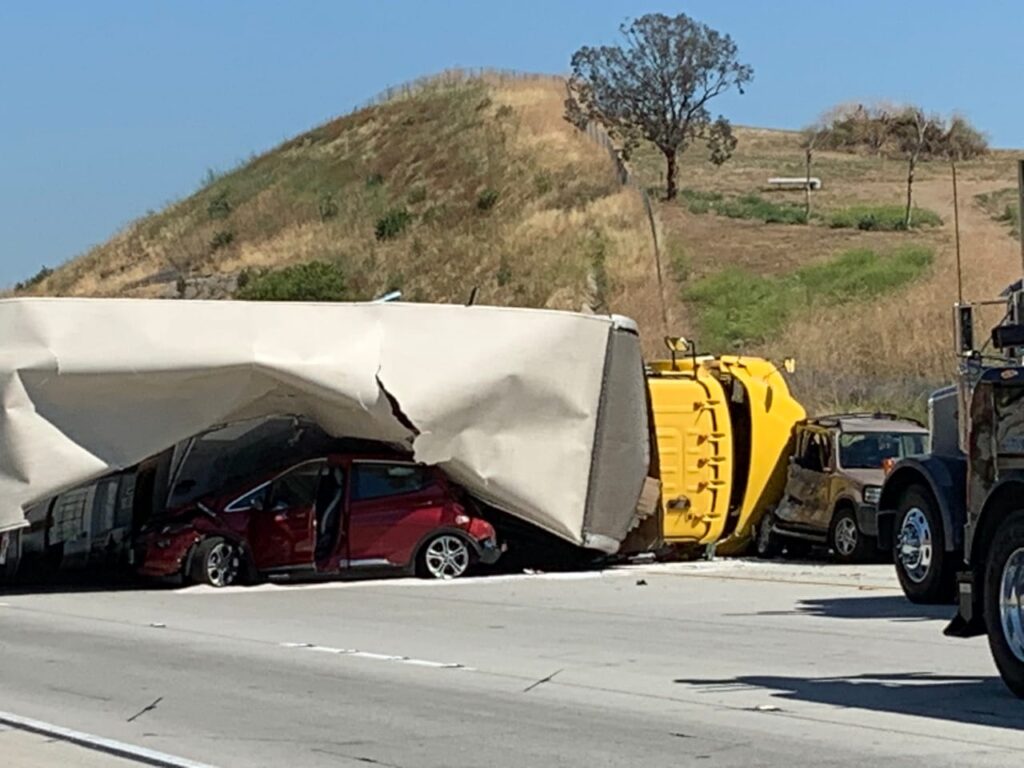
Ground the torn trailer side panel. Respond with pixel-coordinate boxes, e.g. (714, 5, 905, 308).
(0, 298, 654, 553)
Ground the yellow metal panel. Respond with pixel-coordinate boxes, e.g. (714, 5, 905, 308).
(647, 368, 733, 545)
(714, 356, 806, 553)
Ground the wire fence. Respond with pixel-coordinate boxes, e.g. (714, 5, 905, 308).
(580, 119, 668, 333)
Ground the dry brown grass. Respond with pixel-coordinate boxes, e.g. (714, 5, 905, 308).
(639, 126, 1023, 414)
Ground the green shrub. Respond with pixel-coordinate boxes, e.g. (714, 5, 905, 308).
(365, 173, 384, 188)
(375, 207, 411, 240)
(235, 261, 348, 301)
(318, 192, 339, 221)
(496, 254, 512, 287)
(14, 265, 53, 291)
(534, 172, 553, 195)
(477, 188, 500, 211)
(827, 205, 942, 231)
(685, 245, 933, 351)
(717, 194, 807, 224)
(207, 191, 231, 220)
(679, 189, 806, 224)
(210, 230, 235, 251)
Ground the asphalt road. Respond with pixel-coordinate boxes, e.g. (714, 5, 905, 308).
(1, 559, 1022, 767)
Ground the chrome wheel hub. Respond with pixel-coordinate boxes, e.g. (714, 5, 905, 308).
(1000, 547, 1024, 663)
(425, 535, 470, 579)
(897, 508, 932, 584)
(206, 542, 240, 587)
(834, 517, 858, 556)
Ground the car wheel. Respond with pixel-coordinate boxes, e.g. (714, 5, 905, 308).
(984, 510, 1024, 698)
(189, 537, 243, 588)
(893, 484, 955, 604)
(754, 514, 779, 559)
(417, 534, 472, 579)
(829, 507, 871, 564)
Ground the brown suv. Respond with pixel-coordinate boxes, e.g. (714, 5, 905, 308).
(755, 414, 929, 562)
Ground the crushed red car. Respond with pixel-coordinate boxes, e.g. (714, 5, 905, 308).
(135, 451, 502, 586)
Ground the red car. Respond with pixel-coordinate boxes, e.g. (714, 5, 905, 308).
(136, 453, 502, 586)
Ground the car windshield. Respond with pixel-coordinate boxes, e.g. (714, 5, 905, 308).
(838, 431, 927, 469)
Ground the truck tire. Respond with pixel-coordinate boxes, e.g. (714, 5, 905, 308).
(893, 484, 955, 604)
(984, 510, 1024, 698)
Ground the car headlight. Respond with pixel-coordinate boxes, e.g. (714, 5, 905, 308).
(863, 485, 882, 505)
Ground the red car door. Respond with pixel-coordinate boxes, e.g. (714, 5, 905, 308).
(248, 460, 324, 570)
(347, 462, 448, 567)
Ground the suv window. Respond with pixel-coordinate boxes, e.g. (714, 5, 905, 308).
(352, 464, 431, 502)
(797, 430, 832, 473)
(839, 432, 927, 469)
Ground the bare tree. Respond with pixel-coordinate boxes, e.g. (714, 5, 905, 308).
(565, 13, 752, 200)
(890, 107, 933, 229)
(800, 123, 830, 219)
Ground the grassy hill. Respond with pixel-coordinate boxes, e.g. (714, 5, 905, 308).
(14, 70, 1024, 416)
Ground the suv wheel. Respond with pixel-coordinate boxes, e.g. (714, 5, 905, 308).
(893, 484, 954, 604)
(829, 507, 871, 563)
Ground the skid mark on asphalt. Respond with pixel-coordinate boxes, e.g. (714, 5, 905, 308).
(281, 642, 473, 670)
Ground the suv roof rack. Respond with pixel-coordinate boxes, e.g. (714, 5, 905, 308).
(804, 412, 926, 429)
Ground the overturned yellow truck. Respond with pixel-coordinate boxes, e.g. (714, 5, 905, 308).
(646, 342, 805, 555)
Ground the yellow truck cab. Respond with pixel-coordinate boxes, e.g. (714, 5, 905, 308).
(647, 342, 805, 554)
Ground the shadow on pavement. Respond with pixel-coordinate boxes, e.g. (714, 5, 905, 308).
(751, 594, 955, 622)
(675, 672, 1024, 730)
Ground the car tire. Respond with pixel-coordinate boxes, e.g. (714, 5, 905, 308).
(754, 514, 779, 559)
(416, 533, 473, 579)
(893, 484, 955, 604)
(829, 507, 871, 564)
(984, 510, 1024, 699)
(189, 536, 244, 588)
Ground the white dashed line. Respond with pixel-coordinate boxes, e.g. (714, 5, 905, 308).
(281, 642, 472, 670)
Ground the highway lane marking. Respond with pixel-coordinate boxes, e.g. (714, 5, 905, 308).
(281, 641, 473, 670)
(0, 709, 220, 768)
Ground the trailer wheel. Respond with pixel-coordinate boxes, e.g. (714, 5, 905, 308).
(893, 484, 954, 604)
(984, 510, 1024, 698)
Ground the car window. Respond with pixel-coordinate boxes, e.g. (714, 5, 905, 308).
(352, 464, 431, 502)
(226, 483, 270, 512)
(839, 432, 927, 469)
(269, 462, 324, 509)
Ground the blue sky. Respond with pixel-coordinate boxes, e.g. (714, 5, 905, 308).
(0, 1, 1018, 287)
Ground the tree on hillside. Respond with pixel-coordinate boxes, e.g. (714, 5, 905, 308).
(800, 122, 830, 219)
(890, 107, 932, 229)
(565, 13, 753, 200)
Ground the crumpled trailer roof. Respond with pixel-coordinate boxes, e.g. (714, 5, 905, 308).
(0, 298, 653, 553)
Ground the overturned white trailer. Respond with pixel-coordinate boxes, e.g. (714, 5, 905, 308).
(0, 299, 656, 553)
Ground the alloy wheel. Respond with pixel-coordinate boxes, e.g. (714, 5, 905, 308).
(833, 517, 858, 557)
(424, 535, 470, 579)
(206, 542, 240, 587)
